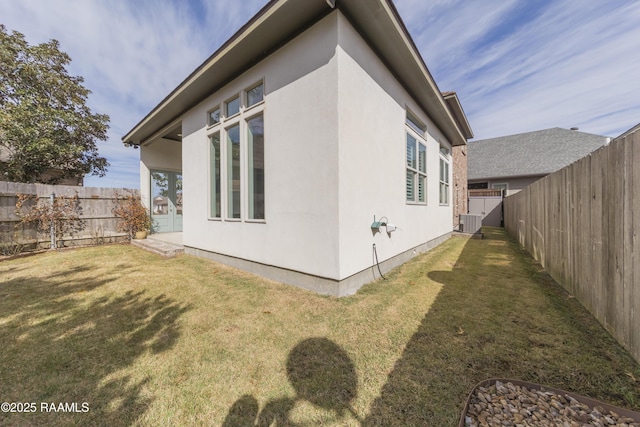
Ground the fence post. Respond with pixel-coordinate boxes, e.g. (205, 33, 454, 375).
(50, 192, 56, 250)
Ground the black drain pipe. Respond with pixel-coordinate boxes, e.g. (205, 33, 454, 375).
(373, 243, 386, 280)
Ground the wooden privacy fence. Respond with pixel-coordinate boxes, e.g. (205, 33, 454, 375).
(0, 181, 133, 254)
(504, 128, 640, 364)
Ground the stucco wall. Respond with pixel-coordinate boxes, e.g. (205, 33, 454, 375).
(145, 10, 454, 294)
(181, 12, 341, 280)
(335, 13, 454, 280)
(452, 145, 467, 227)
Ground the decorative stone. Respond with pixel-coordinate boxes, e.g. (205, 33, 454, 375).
(464, 382, 640, 427)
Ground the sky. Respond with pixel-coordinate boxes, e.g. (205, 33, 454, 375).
(1, 0, 639, 188)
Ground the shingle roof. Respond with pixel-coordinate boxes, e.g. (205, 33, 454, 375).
(468, 128, 609, 180)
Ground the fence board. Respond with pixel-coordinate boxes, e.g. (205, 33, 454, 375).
(561, 168, 571, 289)
(622, 135, 635, 351)
(0, 182, 134, 253)
(611, 140, 625, 340)
(504, 128, 640, 364)
(632, 133, 640, 360)
(576, 156, 593, 312)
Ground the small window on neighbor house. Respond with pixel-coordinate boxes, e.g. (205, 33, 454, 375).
(246, 82, 264, 108)
(492, 183, 508, 195)
(469, 182, 488, 190)
(225, 96, 240, 117)
(208, 107, 221, 126)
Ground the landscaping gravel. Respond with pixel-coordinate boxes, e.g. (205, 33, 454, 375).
(464, 381, 640, 427)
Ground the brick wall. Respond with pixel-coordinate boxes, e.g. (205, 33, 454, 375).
(452, 145, 468, 228)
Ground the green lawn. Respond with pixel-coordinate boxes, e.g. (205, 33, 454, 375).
(0, 227, 638, 426)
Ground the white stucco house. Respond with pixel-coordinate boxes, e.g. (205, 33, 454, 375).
(122, 0, 472, 296)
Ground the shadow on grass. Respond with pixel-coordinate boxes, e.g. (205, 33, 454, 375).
(0, 261, 191, 426)
(362, 227, 640, 425)
(223, 337, 359, 426)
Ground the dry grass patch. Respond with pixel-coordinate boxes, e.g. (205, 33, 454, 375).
(0, 228, 638, 426)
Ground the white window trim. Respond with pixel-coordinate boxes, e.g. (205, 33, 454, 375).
(207, 104, 222, 128)
(224, 95, 241, 119)
(406, 108, 427, 136)
(206, 80, 266, 222)
(406, 126, 427, 205)
(439, 153, 450, 206)
(491, 182, 508, 196)
(491, 183, 509, 190)
(225, 122, 242, 220)
(208, 131, 222, 219)
(246, 81, 265, 110)
(245, 111, 265, 221)
(439, 142, 451, 158)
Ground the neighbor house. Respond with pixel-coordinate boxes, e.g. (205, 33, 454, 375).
(468, 128, 610, 197)
(122, 0, 472, 296)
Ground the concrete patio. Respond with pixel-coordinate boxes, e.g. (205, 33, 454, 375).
(130, 232, 184, 257)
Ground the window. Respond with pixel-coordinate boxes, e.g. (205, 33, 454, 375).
(406, 110, 426, 135)
(208, 107, 220, 126)
(492, 183, 508, 195)
(227, 125, 241, 219)
(210, 132, 221, 218)
(439, 156, 450, 205)
(469, 182, 488, 190)
(405, 110, 427, 203)
(247, 114, 265, 219)
(406, 133, 427, 203)
(225, 96, 240, 117)
(247, 83, 264, 107)
(208, 81, 266, 221)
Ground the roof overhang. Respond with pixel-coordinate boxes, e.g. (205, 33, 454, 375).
(123, 0, 468, 147)
(442, 92, 474, 140)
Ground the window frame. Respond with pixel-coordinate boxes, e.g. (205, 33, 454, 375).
(225, 123, 242, 220)
(207, 105, 221, 127)
(406, 127, 427, 205)
(206, 79, 266, 222)
(225, 95, 241, 118)
(406, 109, 426, 135)
(439, 143, 450, 158)
(439, 150, 450, 205)
(246, 112, 265, 221)
(246, 81, 265, 110)
(469, 182, 489, 190)
(209, 131, 222, 219)
(491, 183, 508, 196)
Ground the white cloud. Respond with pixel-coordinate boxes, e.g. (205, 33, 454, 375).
(397, 0, 640, 139)
(2, 0, 639, 187)
(0, 0, 264, 188)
